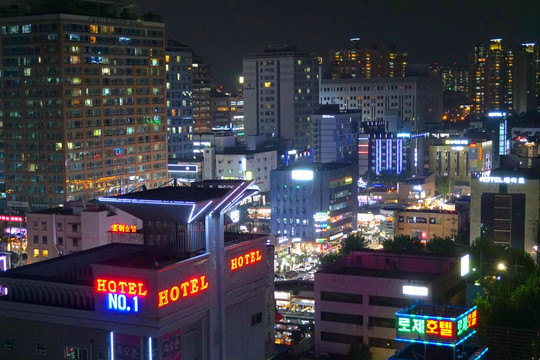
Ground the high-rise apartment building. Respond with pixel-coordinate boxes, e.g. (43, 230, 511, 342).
(165, 39, 194, 160)
(431, 63, 469, 93)
(469, 39, 514, 116)
(192, 55, 212, 134)
(329, 39, 407, 79)
(514, 42, 540, 114)
(243, 45, 319, 149)
(0, 13, 168, 211)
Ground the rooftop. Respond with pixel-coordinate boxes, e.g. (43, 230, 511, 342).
(99, 180, 257, 222)
(396, 300, 474, 319)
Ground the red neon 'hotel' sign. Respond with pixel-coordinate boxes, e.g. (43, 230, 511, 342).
(95, 249, 263, 311)
(230, 250, 262, 270)
(158, 276, 209, 307)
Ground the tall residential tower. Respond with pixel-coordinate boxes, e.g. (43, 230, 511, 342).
(0, 13, 168, 211)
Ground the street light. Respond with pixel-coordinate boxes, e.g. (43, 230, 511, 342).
(497, 262, 507, 271)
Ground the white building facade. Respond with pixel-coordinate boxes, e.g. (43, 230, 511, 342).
(319, 77, 443, 131)
(243, 46, 319, 148)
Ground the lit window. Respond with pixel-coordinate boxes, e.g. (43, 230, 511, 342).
(43, 250, 49, 258)
(33, 249, 39, 258)
(264, 82, 271, 88)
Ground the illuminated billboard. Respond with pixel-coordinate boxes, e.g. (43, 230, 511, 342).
(291, 170, 314, 181)
(396, 301, 478, 347)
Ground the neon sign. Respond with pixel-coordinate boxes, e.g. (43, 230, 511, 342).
(445, 139, 469, 145)
(158, 275, 209, 308)
(0, 215, 23, 222)
(96, 278, 148, 313)
(478, 176, 525, 184)
(396, 302, 478, 347)
(230, 250, 262, 270)
(110, 224, 137, 233)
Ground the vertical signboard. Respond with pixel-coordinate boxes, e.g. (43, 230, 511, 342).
(162, 329, 182, 360)
(115, 333, 141, 360)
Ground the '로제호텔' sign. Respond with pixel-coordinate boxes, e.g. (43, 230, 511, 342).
(395, 301, 478, 347)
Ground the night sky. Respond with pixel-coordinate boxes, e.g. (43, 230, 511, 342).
(132, 0, 540, 90)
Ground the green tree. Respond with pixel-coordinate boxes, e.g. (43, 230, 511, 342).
(470, 236, 499, 275)
(362, 169, 377, 187)
(426, 236, 459, 256)
(382, 235, 424, 253)
(319, 252, 342, 266)
(436, 175, 450, 196)
(318, 233, 369, 265)
(342, 233, 369, 256)
(347, 342, 373, 360)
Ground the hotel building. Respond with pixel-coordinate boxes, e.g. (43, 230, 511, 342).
(470, 169, 539, 254)
(0, 180, 275, 360)
(314, 250, 466, 359)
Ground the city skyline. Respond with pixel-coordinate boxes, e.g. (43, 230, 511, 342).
(132, 0, 540, 90)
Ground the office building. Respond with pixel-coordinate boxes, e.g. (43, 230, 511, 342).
(395, 209, 459, 241)
(243, 45, 319, 148)
(26, 201, 143, 263)
(270, 163, 358, 245)
(165, 40, 194, 160)
(320, 76, 443, 131)
(470, 170, 539, 253)
(311, 105, 360, 164)
(329, 39, 407, 79)
(428, 138, 493, 192)
(396, 172, 436, 206)
(210, 91, 244, 135)
(0, 13, 168, 211)
(314, 250, 466, 359)
(469, 39, 514, 116)
(362, 133, 416, 176)
(0, 180, 275, 360)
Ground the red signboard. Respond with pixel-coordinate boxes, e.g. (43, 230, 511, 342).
(111, 224, 137, 233)
(0, 215, 23, 222)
